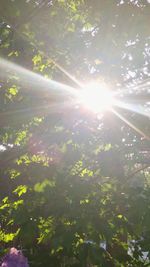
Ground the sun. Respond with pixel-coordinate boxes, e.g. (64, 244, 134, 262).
(78, 82, 115, 113)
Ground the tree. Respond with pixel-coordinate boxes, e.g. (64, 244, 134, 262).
(0, 0, 150, 266)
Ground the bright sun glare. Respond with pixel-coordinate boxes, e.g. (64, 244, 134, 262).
(78, 82, 115, 113)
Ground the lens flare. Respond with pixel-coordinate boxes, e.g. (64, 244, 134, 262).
(78, 82, 115, 113)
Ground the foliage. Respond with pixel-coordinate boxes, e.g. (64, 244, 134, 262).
(0, 0, 150, 266)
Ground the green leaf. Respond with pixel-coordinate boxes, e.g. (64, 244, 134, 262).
(13, 185, 28, 197)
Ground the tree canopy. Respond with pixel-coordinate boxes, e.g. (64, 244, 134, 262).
(0, 1, 150, 266)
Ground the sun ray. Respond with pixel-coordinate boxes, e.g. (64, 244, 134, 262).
(1, 58, 149, 141)
(115, 78, 150, 98)
(115, 101, 150, 118)
(50, 59, 83, 88)
(1, 12, 83, 89)
(0, 58, 78, 99)
(111, 108, 150, 141)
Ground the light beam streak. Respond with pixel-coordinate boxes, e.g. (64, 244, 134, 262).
(115, 101, 150, 118)
(111, 108, 150, 141)
(0, 58, 78, 99)
(115, 78, 150, 97)
(0, 13, 83, 88)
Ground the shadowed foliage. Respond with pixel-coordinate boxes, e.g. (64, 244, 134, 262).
(0, 1, 150, 266)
